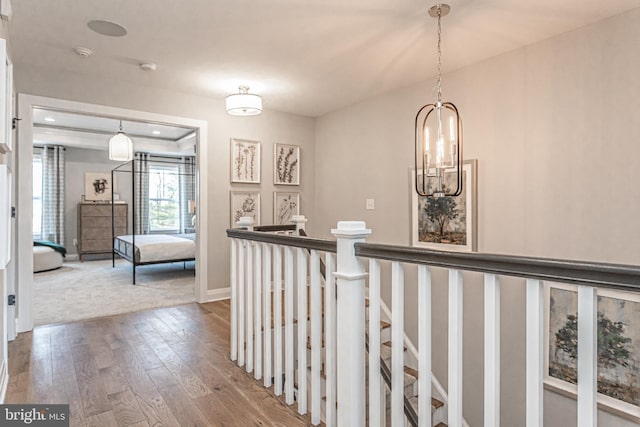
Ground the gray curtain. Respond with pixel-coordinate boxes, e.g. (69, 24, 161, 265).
(134, 153, 150, 234)
(179, 156, 196, 232)
(41, 145, 65, 245)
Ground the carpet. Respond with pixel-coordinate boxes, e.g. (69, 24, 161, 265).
(33, 259, 196, 326)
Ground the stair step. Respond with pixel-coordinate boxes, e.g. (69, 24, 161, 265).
(434, 423, 447, 427)
(407, 396, 445, 414)
(380, 341, 407, 362)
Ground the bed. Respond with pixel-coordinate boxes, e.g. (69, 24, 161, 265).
(113, 233, 195, 284)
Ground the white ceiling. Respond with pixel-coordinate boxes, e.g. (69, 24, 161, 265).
(9, 0, 640, 117)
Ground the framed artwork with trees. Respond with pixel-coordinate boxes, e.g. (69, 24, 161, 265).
(544, 282, 640, 420)
(411, 159, 477, 251)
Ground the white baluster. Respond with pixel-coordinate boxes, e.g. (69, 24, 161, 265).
(254, 242, 262, 380)
(484, 274, 500, 427)
(332, 221, 371, 427)
(230, 239, 238, 361)
(274, 245, 283, 396)
(285, 246, 295, 404)
(263, 243, 272, 388)
(578, 286, 597, 427)
(297, 248, 308, 414)
(246, 242, 254, 373)
(448, 269, 463, 427)
(369, 259, 382, 427)
(310, 250, 322, 425)
(526, 279, 543, 427)
(325, 253, 337, 427)
(238, 240, 246, 367)
(418, 266, 432, 427)
(391, 261, 404, 427)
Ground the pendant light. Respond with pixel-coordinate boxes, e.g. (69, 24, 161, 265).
(226, 85, 263, 116)
(415, 4, 463, 197)
(109, 120, 133, 161)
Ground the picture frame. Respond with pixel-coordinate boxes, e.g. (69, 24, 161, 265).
(273, 192, 300, 225)
(84, 172, 115, 201)
(273, 143, 300, 185)
(230, 138, 261, 183)
(230, 191, 261, 227)
(411, 159, 477, 251)
(544, 282, 640, 420)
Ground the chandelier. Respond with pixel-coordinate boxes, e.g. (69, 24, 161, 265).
(415, 3, 462, 197)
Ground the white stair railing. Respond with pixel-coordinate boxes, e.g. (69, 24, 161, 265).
(227, 219, 640, 427)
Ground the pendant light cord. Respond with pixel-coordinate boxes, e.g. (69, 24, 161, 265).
(436, 4, 443, 104)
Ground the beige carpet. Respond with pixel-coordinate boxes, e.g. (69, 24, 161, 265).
(33, 259, 196, 326)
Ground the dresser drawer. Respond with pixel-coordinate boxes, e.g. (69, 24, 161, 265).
(79, 239, 113, 252)
(82, 216, 127, 229)
(81, 227, 126, 240)
(80, 204, 127, 217)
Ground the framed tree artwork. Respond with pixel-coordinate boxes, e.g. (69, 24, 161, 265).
(273, 192, 300, 225)
(544, 282, 640, 419)
(231, 138, 261, 183)
(274, 143, 300, 185)
(411, 159, 477, 251)
(230, 191, 260, 227)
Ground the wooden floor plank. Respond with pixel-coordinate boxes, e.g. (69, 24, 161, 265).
(5, 301, 309, 427)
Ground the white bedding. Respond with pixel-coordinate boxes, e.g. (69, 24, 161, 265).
(117, 234, 195, 263)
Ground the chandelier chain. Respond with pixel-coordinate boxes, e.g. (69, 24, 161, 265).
(436, 5, 442, 104)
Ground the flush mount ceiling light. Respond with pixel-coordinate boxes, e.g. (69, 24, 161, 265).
(226, 86, 263, 116)
(415, 3, 463, 197)
(87, 20, 127, 37)
(109, 120, 133, 162)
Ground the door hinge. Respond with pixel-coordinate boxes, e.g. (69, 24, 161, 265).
(12, 117, 21, 130)
(8, 294, 15, 306)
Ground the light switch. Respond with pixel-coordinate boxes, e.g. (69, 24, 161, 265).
(366, 199, 375, 210)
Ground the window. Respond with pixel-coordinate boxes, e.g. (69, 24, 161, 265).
(148, 164, 180, 232)
(32, 154, 43, 239)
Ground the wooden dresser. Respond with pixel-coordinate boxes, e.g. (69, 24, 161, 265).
(77, 203, 128, 260)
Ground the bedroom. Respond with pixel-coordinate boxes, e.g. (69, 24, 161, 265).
(31, 107, 200, 325)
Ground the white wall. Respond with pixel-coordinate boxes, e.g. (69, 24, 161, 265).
(15, 67, 316, 292)
(314, 8, 640, 427)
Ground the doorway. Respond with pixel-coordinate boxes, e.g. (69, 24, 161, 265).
(14, 95, 209, 335)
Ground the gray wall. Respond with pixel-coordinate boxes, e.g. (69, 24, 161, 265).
(314, 8, 640, 427)
(60, 147, 133, 255)
(15, 68, 316, 292)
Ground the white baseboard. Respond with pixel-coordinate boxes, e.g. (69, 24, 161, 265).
(206, 287, 230, 302)
(65, 254, 79, 261)
(0, 358, 8, 404)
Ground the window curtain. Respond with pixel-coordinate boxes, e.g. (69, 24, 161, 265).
(134, 153, 150, 234)
(41, 145, 65, 245)
(179, 156, 196, 232)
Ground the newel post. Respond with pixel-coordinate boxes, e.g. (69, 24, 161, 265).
(236, 216, 254, 230)
(291, 214, 307, 233)
(332, 221, 371, 427)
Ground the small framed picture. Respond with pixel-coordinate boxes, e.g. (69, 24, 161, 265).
(273, 192, 300, 225)
(230, 191, 260, 227)
(84, 172, 116, 201)
(274, 143, 300, 185)
(231, 138, 261, 183)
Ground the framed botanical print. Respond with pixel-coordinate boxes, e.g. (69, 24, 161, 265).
(273, 192, 300, 225)
(274, 143, 300, 185)
(84, 172, 115, 201)
(231, 138, 261, 183)
(230, 191, 260, 227)
(411, 159, 477, 251)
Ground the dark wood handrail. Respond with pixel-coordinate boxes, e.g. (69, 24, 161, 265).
(226, 228, 337, 253)
(355, 242, 640, 292)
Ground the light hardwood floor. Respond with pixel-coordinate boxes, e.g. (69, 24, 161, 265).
(5, 301, 311, 426)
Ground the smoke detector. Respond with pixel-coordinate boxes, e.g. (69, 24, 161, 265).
(140, 62, 157, 72)
(74, 47, 93, 58)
